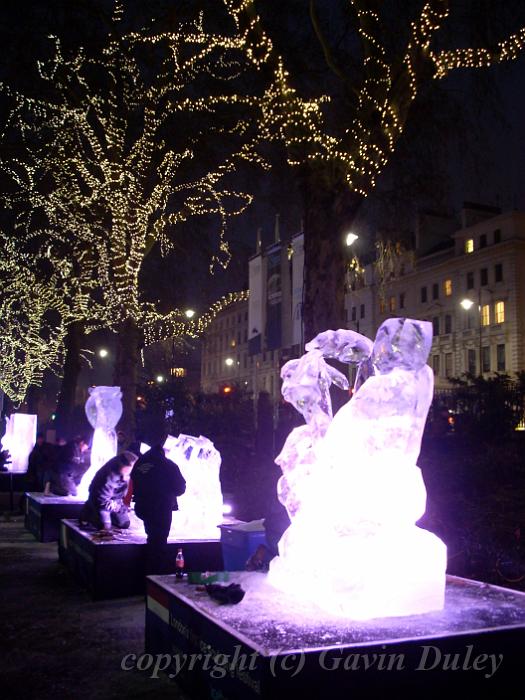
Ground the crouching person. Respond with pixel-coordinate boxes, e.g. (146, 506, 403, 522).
(80, 451, 138, 530)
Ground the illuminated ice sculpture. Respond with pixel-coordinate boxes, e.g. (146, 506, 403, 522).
(1, 413, 37, 472)
(268, 319, 447, 620)
(77, 386, 122, 500)
(130, 433, 223, 539)
(164, 434, 223, 539)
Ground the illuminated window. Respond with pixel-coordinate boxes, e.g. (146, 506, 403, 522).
(379, 299, 386, 314)
(481, 304, 490, 326)
(444, 279, 452, 296)
(495, 301, 505, 324)
(389, 296, 396, 312)
(170, 367, 186, 377)
(465, 239, 474, 253)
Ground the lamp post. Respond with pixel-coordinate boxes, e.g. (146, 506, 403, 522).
(460, 288, 491, 376)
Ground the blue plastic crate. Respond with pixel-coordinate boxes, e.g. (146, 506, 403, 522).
(219, 523, 267, 571)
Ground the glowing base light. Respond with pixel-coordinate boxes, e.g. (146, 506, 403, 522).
(131, 434, 223, 540)
(267, 320, 447, 620)
(77, 386, 122, 501)
(1, 413, 37, 472)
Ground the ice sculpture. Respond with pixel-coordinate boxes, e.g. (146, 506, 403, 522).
(164, 434, 224, 539)
(129, 434, 223, 540)
(77, 386, 122, 500)
(0, 413, 37, 472)
(268, 319, 447, 620)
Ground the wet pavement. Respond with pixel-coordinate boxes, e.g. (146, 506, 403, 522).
(0, 515, 187, 699)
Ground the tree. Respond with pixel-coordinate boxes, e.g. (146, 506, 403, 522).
(0, 0, 309, 437)
(251, 0, 525, 337)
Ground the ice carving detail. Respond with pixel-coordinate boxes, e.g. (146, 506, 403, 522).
(268, 320, 447, 620)
(77, 386, 122, 500)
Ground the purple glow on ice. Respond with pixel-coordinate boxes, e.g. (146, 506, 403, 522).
(268, 319, 447, 620)
(77, 386, 122, 500)
(129, 434, 223, 540)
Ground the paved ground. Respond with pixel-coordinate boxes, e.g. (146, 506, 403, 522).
(0, 515, 187, 700)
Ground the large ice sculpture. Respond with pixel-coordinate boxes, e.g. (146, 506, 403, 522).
(1, 413, 37, 472)
(77, 386, 122, 500)
(129, 434, 223, 540)
(268, 319, 447, 620)
(164, 434, 223, 539)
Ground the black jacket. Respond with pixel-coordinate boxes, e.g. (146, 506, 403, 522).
(131, 445, 186, 513)
(86, 456, 129, 528)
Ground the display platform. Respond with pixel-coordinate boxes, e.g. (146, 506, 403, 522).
(145, 572, 525, 699)
(59, 518, 224, 599)
(24, 492, 85, 542)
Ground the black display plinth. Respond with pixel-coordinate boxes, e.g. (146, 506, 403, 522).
(24, 492, 85, 542)
(145, 572, 525, 699)
(59, 519, 224, 599)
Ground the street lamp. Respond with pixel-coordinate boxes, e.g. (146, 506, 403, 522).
(184, 309, 195, 319)
(225, 357, 234, 367)
(460, 289, 491, 375)
(156, 374, 165, 383)
(98, 348, 109, 358)
(345, 232, 359, 247)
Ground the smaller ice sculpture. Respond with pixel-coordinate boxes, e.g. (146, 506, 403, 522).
(268, 320, 447, 620)
(1, 413, 37, 472)
(163, 434, 223, 539)
(77, 386, 122, 500)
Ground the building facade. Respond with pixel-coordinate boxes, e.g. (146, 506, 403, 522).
(346, 206, 525, 387)
(200, 230, 304, 402)
(201, 205, 525, 397)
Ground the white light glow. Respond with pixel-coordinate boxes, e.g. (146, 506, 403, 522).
(345, 232, 359, 247)
(184, 309, 195, 319)
(164, 434, 223, 539)
(0, 413, 37, 472)
(460, 299, 474, 310)
(77, 386, 122, 500)
(98, 348, 108, 358)
(225, 358, 234, 366)
(156, 375, 165, 383)
(268, 320, 447, 620)
(222, 503, 233, 515)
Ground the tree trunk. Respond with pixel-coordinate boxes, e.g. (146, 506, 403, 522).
(114, 317, 141, 446)
(301, 164, 363, 342)
(55, 321, 84, 441)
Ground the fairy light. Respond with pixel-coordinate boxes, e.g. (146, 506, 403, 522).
(1, 0, 524, 403)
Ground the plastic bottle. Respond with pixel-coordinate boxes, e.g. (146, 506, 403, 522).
(175, 548, 185, 579)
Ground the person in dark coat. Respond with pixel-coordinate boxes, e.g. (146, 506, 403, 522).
(44, 436, 90, 497)
(80, 451, 138, 530)
(131, 430, 186, 574)
(27, 433, 54, 490)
